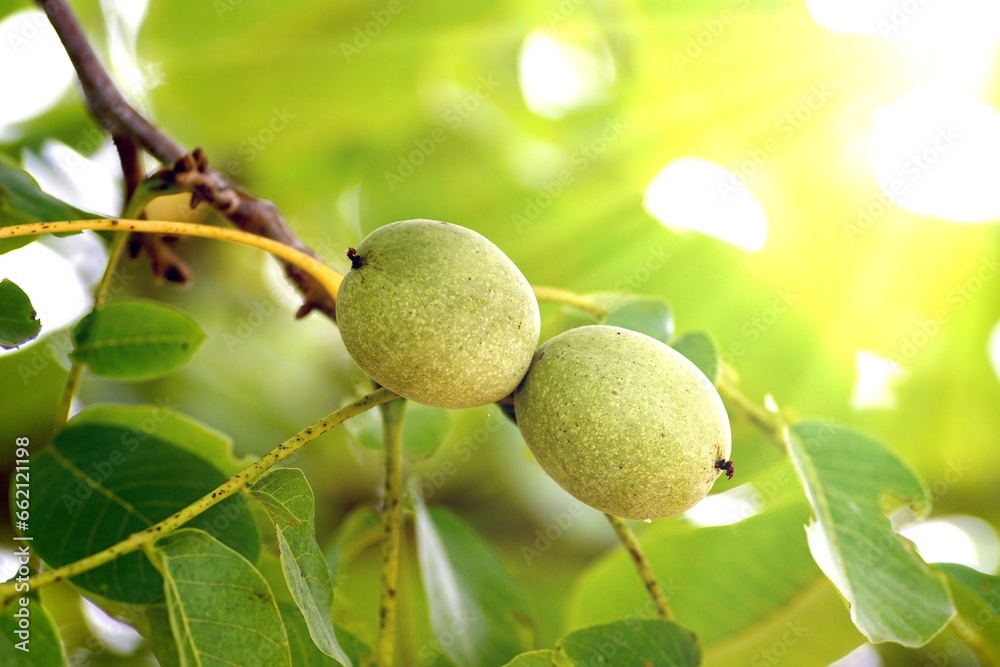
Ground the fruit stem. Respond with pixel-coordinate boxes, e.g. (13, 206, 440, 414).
(375, 398, 407, 667)
(0, 388, 398, 606)
(0, 219, 343, 301)
(531, 286, 608, 319)
(605, 514, 675, 620)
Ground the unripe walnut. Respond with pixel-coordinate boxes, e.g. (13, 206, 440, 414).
(336, 219, 540, 409)
(514, 325, 732, 520)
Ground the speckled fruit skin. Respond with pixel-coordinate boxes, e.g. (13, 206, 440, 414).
(514, 325, 732, 520)
(336, 219, 540, 409)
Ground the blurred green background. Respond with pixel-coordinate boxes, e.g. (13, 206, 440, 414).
(1, 0, 999, 665)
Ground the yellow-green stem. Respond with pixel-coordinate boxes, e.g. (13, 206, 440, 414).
(0, 219, 343, 299)
(0, 388, 397, 605)
(532, 285, 608, 319)
(54, 232, 131, 427)
(375, 398, 407, 667)
(605, 514, 674, 620)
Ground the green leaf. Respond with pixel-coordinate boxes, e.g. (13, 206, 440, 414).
(597, 295, 674, 343)
(671, 331, 720, 384)
(154, 528, 291, 667)
(332, 625, 370, 667)
(560, 619, 700, 666)
(504, 620, 700, 667)
(568, 496, 866, 666)
(502, 650, 573, 667)
(414, 502, 533, 667)
(0, 279, 41, 349)
(147, 605, 181, 667)
(278, 601, 372, 667)
(262, 548, 372, 667)
(251, 468, 352, 666)
(937, 564, 1000, 663)
(403, 403, 454, 460)
(70, 299, 205, 381)
(0, 153, 97, 254)
(30, 421, 260, 604)
(788, 421, 954, 645)
(68, 403, 253, 476)
(0, 597, 67, 666)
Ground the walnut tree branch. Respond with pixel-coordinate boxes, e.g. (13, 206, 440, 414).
(37, 0, 336, 319)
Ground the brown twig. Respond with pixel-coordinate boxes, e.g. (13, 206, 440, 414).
(38, 0, 336, 319)
(110, 133, 144, 199)
(110, 133, 192, 284)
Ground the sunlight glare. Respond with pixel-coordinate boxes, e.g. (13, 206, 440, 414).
(81, 598, 144, 655)
(830, 644, 883, 667)
(0, 239, 104, 355)
(644, 158, 768, 251)
(870, 87, 1000, 223)
(806, 1, 1000, 94)
(0, 550, 20, 582)
(104, 0, 155, 105)
(518, 29, 615, 120)
(0, 10, 76, 138)
(684, 482, 763, 527)
(850, 351, 905, 411)
(989, 320, 1000, 385)
(899, 515, 1000, 573)
(23, 140, 122, 215)
(806, 521, 850, 594)
(806, 0, 1000, 41)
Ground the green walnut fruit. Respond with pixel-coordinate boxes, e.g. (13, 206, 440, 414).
(514, 325, 732, 520)
(336, 219, 540, 409)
